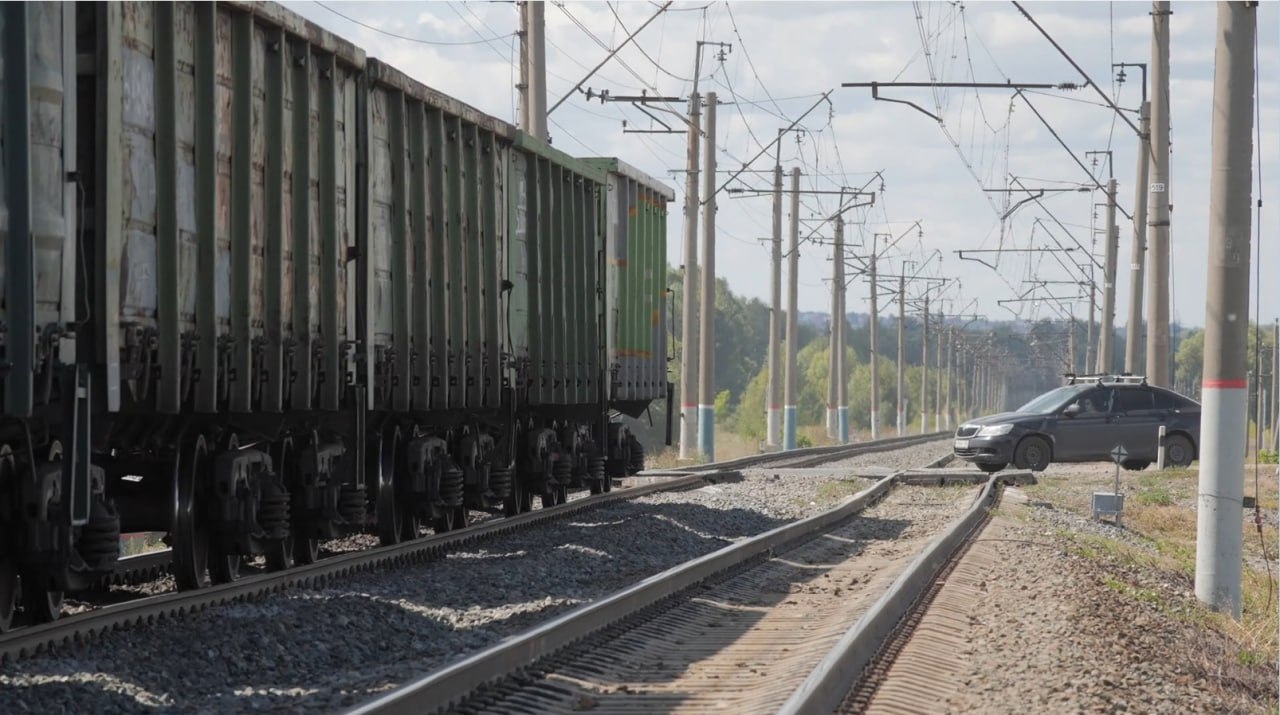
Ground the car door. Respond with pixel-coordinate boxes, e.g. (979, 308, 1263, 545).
(1109, 387, 1163, 461)
(1052, 387, 1113, 460)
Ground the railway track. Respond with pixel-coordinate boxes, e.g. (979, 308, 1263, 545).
(345, 457, 1032, 715)
(0, 432, 946, 666)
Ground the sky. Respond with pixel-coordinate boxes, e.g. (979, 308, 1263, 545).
(288, 0, 1279, 331)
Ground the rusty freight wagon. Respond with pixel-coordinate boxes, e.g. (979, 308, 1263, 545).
(0, 0, 673, 630)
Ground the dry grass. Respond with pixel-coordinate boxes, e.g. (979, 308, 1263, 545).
(1033, 461, 1279, 711)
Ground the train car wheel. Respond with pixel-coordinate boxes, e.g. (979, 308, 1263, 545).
(293, 535, 320, 565)
(208, 542, 241, 585)
(432, 509, 455, 534)
(20, 574, 63, 624)
(264, 441, 295, 572)
(173, 438, 211, 590)
(373, 429, 403, 546)
(0, 558, 17, 631)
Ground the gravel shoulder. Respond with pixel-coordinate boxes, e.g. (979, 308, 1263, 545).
(896, 460, 1277, 714)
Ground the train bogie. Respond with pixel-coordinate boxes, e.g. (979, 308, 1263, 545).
(0, 0, 675, 628)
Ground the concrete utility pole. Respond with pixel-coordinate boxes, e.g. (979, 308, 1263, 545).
(766, 165, 783, 448)
(1097, 177, 1119, 373)
(518, 1, 548, 141)
(1195, 0, 1255, 620)
(827, 262, 839, 439)
(1068, 315, 1078, 374)
(944, 327, 954, 429)
(835, 220, 849, 444)
(1126, 101, 1152, 373)
(677, 92, 701, 461)
(1086, 263, 1097, 372)
(920, 295, 929, 435)
(1146, 0, 1172, 386)
(868, 235, 881, 439)
(697, 92, 717, 460)
(935, 311, 944, 431)
(1273, 320, 1279, 451)
(897, 275, 906, 436)
(784, 168, 801, 450)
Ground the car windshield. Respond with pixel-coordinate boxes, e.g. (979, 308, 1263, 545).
(1016, 386, 1082, 414)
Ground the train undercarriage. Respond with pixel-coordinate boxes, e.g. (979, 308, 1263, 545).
(0, 401, 648, 631)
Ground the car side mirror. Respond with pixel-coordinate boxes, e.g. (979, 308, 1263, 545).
(1062, 403, 1081, 418)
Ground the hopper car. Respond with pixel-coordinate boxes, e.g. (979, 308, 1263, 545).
(0, 0, 673, 628)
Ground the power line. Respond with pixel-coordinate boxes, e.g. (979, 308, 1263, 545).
(314, 1, 517, 45)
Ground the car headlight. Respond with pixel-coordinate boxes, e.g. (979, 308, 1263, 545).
(976, 423, 1014, 437)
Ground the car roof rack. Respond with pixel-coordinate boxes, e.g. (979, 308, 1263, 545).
(1062, 372, 1148, 386)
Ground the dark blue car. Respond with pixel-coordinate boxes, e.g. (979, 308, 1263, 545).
(953, 375, 1201, 472)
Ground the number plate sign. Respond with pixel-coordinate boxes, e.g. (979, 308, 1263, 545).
(954, 439, 969, 450)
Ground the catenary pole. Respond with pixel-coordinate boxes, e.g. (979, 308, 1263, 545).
(697, 92, 717, 460)
(836, 220, 849, 443)
(1126, 101, 1152, 373)
(935, 311, 944, 431)
(1195, 0, 1255, 620)
(897, 275, 906, 436)
(766, 165, 783, 447)
(1146, 0, 1172, 386)
(827, 251, 839, 438)
(1098, 177, 1119, 373)
(920, 295, 929, 434)
(519, 1, 548, 141)
(1273, 320, 1279, 451)
(868, 235, 881, 439)
(784, 168, 801, 450)
(677, 92, 701, 460)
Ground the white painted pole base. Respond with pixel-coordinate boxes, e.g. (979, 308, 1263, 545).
(678, 405, 698, 460)
(897, 410, 905, 436)
(870, 410, 879, 440)
(837, 407, 849, 444)
(826, 408, 837, 439)
(766, 407, 781, 448)
(1195, 386, 1246, 619)
(1156, 424, 1167, 470)
(783, 405, 798, 451)
(697, 404, 715, 462)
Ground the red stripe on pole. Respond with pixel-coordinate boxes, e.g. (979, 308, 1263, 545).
(1202, 378, 1247, 389)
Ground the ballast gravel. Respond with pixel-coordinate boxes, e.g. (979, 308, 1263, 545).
(0, 440, 950, 713)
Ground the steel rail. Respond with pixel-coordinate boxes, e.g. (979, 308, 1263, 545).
(346, 456, 962, 715)
(776, 470, 1024, 714)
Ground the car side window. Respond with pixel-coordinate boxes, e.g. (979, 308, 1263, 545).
(1152, 390, 1175, 410)
(1113, 388, 1154, 413)
(1071, 388, 1110, 415)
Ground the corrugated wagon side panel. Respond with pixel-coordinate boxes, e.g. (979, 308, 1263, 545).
(105, 1, 364, 415)
(583, 159, 673, 406)
(1, 2, 77, 416)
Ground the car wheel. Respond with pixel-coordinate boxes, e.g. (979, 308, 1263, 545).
(1163, 434, 1194, 468)
(1013, 436, 1051, 472)
(976, 463, 1006, 473)
(1121, 459, 1150, 471)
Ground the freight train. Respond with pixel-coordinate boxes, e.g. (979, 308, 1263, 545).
(0, 1, 672, 629)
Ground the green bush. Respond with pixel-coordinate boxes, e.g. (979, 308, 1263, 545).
(1259, 450, 1278, 465)
(797, 434, 814, 448)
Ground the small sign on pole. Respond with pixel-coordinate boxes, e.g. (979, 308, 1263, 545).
(1093, 444, 1128, 526)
